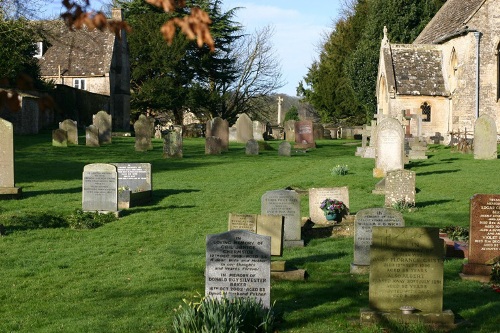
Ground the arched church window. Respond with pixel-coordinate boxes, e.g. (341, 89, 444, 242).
(449, 48, 458, 92)
(421, 102, 431, 122)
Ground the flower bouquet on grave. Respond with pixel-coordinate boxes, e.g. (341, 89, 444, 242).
(320, 198, 347, 222)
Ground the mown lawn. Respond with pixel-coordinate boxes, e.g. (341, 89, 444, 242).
(0, 132, 499, 332)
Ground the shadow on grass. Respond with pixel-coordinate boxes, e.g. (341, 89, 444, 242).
(414, 199, 455, 208)
(286, 251, 349, 268)
(417, 169, 461, 176)
(18, 186, 81, 198)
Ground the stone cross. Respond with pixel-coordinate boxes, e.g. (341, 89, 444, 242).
(277, 96, 284, 125)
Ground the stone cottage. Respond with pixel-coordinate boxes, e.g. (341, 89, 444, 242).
(37, 8, 130, 130)
(376, 0, 500, 143)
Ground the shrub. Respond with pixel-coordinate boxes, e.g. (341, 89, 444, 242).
(491, 261, 500, 283)
(172, 295, 278, 333)
(67, 209, 117, 229)
(331, 164, 349, 176)
(439, 225, 469, 241)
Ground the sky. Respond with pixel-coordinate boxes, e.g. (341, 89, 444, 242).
(43, 0, 343, 97)
(222, 1, 342, 96)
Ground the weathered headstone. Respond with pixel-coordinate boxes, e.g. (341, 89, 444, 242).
(228, 213, 284, 256)
(235, 114, 253, 143)
(245, 139, 259, 155)
(350, 208, 404, 274)
(163, 126, 183, 158)
(0, 118, 21, 198)
(384, 169, 416, 207)
(284, 120, 295, 142)
(253, 121, 265, 141)
(113, 163, 152, 209)
(462, 194, 500, 281)
(134, 115, 153, 151)
(85, 125, 100, 147)
(261, 189, 303, 247)
(373, 118, 404, 178)
(52, 128, 68, 147)
(59, 119, 78, 145)
(82, 163, 118, 213)
(294, 120, 315, 148)
(474, 114, 497, 160)
(313, 123, 325, 140)
(309, 187, 350, 223)
(92, 111, 112, 144)
(205, 230, 271, 307)
(205, 136, 222, 155)
(206, 117, 229, 151)
(362, 227, 453, 328)
(278, 141, 291, 156)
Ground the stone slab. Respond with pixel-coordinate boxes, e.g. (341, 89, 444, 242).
(261, 189, 301, 242)
(309, 187, 350, 224)
(82, 163, 118, 212)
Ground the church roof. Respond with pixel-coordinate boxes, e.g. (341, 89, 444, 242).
(36, 20, 115, 77)
(414, 0, 486, 44)
(388, 44, 448, 97)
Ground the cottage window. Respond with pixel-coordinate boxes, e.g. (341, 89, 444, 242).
(421, 102, 431, 122)
(73, 79, 86, 90)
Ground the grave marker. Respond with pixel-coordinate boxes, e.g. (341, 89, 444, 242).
(294, 120, 315, 148)
(245, 139, 259, 155)
(205, 230, 271, 307)
(205, 136, 222, 155)
(206, 117, 229, 151)
(113, 163, 152, 209)
(52, 128, 68, 147)
(384, 169, 416, 207)
(474, 114, 497, 160)
(82, 163, 118, 213)
(163, 126, 183, 158)
(92, 111, 112, 144)
(278, 141, 291, 156)
(373, 118, 404, 178)
(85, 125, 99, 147)
(59, 119, 78, 145)
(134, 115, 153, 151)
(0, 118, 21, 198)
(235, 114, 253, 143)
(309, 187, 350, 223)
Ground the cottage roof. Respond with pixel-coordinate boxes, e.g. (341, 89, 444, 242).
(37, 20, 115, 77)
(387, 44, 448, 97)
(414, 0, 486, 44)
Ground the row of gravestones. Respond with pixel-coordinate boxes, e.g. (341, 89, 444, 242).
(52, 111, 113, 147)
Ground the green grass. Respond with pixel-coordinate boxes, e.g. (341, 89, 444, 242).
(1, 132, 499, 332)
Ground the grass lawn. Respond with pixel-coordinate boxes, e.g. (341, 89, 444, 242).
(1, 132, 499, 332)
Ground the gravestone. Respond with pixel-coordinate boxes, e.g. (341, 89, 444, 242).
(0, 118, 22, 198)
(313, 124, 325, 140)
(235, 114, 253, 143)
(205, 230, 271, 307)
(228, 213, 284, 256)
(92, 111, 112, 144)
(82, 163, 118, 213)
(284, 120, 295, 142)
(362, 227, 453, 328)
(205, 136, 222, 155)
(245, 139, 259, 155)
(278, 141, 291, 156)
(113, 163, 152, 209)
(294, 120, 315, 149)
(373, 118, 404, 178)
(474, 114, 497, 160)
(59, 119, 78, 145)
(163, 126, 183, 158)
(134, 115, 153, 151)
(461, 194, 500, 281)
(350, 208, 404, 274)
(309, 187, 350, 223)
(85, 125, 99, 147)
(206, 117, 229, 151)
(384, 169, 416, 207)
(253, 121, 265, 141)
(52, 128, 68, 147)
(261, 189, 303, 247)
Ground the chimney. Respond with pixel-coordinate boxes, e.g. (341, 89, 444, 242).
(111, 8, 123, 21)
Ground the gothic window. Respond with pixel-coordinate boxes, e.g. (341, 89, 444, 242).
(449, 48, 458, 92)
(421, 102, 431, 122)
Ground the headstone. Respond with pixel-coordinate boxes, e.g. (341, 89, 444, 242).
(228, 126, 237, 142)
(309, 187, 350, 223)
(245, 139, 259, 155)
(59, 119, 78, 145)
(205, 136, 222, 155)
(384, 169, 416, 207)
(163, 126, 183, 158)
(85, 125, 100, 147)
(373, 118, 404, 178)
(284, 120, 295, 142)
(92, 111, 112, 144)
(52, 128, 68, 147)
(278, 141, 291, 156)
(154, 125, 162, 139)
(350, 208, 404, 274)
(294, 120, 315, 148)
(206, 117, 229, 151)
(235, 114, 253, 143)
(134, 115, 153, 151)
(462, 194, 500, 280)
(261, 189, 303, 247)
(0, 118, 21, 198)
(82, 163, 118, 213)
(313, 123, 325, 140)
(205, 230, 271, 308)
(228, 213, 284, 256)
(253, 121, 265, 141)
(363, 227, 452, 326)
(474, 114, 497, 160)
(113, 163, 152, 209)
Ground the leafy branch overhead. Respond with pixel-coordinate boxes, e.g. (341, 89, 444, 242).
(61, 0, 215, 51)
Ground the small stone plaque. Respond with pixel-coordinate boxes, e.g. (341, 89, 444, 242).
(369, 227, 444, 313)
(228, 213, 257, 233)
(261, 190, 302, 246)
(206, 230, 271, 307)
(309, 187, 350, 223)
(384, 169, 416, 207)
(82, 163, 118, 212)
